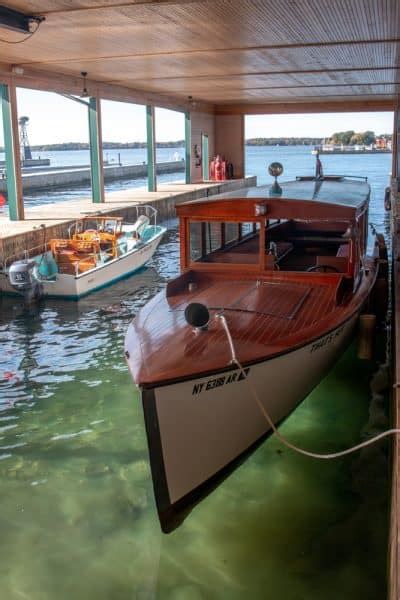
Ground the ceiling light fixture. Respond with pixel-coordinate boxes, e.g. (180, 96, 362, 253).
(80, 71, 89, 98)
(11, 65, 24, 76)
(188, 95, 197, 108)
(0, 5, 44, 33)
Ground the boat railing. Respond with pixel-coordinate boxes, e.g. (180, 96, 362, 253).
(68, 205, 159, 238)
(2, 243, 51, 271)
(128, 204, 158, 228)
(332, 175, 368, 181)
(296, 175, 368, 182)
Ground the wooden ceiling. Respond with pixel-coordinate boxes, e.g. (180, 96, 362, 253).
(0, 0, 399, 112)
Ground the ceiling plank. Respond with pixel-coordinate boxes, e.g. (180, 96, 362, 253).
(42, 0, 204, 15)
(12, 37, 400, 67)
(216, 100, 396, 115)
(1, 0, 399, 109)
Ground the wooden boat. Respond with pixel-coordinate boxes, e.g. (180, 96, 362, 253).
(1, 207, 166, 300)
(124, 174, 384, 533)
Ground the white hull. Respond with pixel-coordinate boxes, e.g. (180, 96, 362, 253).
(0, 229, 164, 299)
(141, 313, 358, 531)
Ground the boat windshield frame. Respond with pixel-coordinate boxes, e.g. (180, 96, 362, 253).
(177, 197, 368, 279)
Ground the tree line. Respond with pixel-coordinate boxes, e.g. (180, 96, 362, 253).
(28, 141, 186, 151)
(327, 131, 392, 145)
(246, 137, 323, 146)
(0, 133, 392, 153)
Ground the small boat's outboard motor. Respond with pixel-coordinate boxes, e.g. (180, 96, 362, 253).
(8, 259, 44, 304)
(131, 214, 150, 239)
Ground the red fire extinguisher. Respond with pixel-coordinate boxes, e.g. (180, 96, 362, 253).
(215, 155, 227, 181)
(209, 158, 215, 180)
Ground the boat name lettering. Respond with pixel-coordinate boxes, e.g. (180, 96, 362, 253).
(192, 368, 250, 395)
(310, 326, 344, 353)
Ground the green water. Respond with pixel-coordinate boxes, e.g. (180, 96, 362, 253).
(0, 268, 389, 599)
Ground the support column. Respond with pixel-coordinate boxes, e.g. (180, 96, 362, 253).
(88, 96, 104, 203)
(146, 105, 156, 192)
(201, 133, 209, 181)
(393, 103, 400, 189)
(215, 114, 245, 179)
(0, 83, 24, 220)
(185, 111, 191, 184)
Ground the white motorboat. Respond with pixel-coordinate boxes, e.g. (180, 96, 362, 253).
(1, 206, 166, 301)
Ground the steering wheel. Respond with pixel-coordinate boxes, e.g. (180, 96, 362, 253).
(82, 229, 100, 242)
(307, 264, 340, 273)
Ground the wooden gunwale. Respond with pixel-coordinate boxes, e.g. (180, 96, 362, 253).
(137, 299, 371, 391)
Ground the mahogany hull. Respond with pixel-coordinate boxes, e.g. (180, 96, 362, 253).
(138, 310, 359, 533)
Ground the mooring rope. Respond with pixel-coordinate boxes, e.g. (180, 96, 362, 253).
(217, 313, 400, 460)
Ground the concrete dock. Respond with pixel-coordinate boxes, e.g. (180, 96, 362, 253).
(0, 160, 185, 193)
(0, 177, 255, 266)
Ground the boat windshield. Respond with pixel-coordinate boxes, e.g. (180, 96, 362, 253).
(72, 218, 122, 237)
(189, 221, 259, 265)
(188, 218, 353, 273)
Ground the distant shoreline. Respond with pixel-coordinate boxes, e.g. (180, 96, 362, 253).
(0, 139, 325, 153)
(319, 148, 391, 154)
(0, 139, 392, 153)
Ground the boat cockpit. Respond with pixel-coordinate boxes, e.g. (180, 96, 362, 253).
(187, 217, 355, 275)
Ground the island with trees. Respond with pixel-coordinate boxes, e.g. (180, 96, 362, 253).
(0, 132, 392, 154)
(317, 130, 392, 153)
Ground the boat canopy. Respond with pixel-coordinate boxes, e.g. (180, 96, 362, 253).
(178, 177, 370, 221)
(176, 177, 370, 276)
(215, 178, 369, 208)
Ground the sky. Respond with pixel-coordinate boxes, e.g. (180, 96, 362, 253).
(0, 89, 185, 145)
(246, 112, 394, 139)
(0, 87, 395, 145)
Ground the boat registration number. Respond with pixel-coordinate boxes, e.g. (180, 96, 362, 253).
(192, 368, 250, 395)
(310, 325, 345, 353)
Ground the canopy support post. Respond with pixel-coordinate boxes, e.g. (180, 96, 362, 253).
(88, 96, 105, 203)
(0, 83, 24, 220)
(147, 105, 156, 192)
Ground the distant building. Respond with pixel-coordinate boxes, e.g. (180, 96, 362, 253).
(375, 136, 392, 150)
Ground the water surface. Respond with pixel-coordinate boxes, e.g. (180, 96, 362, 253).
(0, 147, 391, 599)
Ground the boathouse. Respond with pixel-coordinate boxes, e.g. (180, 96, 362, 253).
(0, 1, 399, 596)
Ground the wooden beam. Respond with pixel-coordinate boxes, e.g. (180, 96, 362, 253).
(215, 99, 396, 115)
(128, 65, 400, 83)
(0, 66, 214, 114)
(41, 0, 202, 16)
(207, 81, 400, 93)
(13, 37, 400, 64)
(0, 83, 24, 221)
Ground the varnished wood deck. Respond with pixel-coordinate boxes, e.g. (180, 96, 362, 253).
(130, 270, 371, 386)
